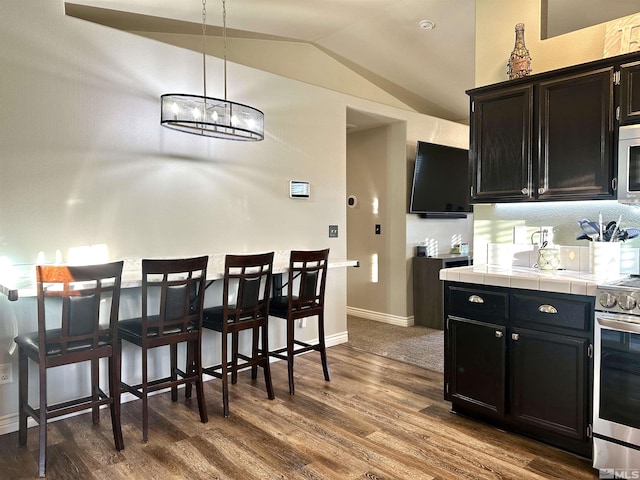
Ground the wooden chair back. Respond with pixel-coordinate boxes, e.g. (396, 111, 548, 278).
(36, 261, 123, 363)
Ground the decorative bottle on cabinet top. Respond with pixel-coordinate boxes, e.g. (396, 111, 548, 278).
(507, 23, 532, 80)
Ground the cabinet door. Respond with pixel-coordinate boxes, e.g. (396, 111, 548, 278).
(537, 67, 614, 200)
(413, 257, 444, 329)
(510, 327, 588, 441)
(470, 85, 533, 202)
(620, 61, 640, 125)
(447, 316, 506, 418)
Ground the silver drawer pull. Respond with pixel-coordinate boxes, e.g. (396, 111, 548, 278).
(512, 333, 520, 341)
(495, 331, 503, 338)
(538, 304, 558, 314)
(468, 294, 484, 304)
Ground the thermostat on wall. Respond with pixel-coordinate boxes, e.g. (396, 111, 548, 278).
(289, 180, 310, 198)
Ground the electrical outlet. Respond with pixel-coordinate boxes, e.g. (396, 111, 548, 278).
(0, 363, 12, 384)
(329, 225, 338, 238)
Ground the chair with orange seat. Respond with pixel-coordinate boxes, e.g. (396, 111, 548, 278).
(15, 261, 125, 477)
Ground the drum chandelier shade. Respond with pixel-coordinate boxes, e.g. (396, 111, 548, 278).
(160, 0, 264, 141)
(161, 94, 264, 140)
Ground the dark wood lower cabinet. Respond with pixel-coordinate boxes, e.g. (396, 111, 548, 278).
(510, 328, 587, 440)
(444, 282, 594, 458)
(448, 317, 506, 418)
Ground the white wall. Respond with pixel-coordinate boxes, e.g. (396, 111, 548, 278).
(346, 119, 469, 325)
(0, 1, 356, 431)
(0, 1, 470, 433)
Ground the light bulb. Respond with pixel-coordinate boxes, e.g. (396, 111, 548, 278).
(212, 111, 218, 122)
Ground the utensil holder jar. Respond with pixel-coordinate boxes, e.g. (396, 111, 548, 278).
(589, 242, 621, 276)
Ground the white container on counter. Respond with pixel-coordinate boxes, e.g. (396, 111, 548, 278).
(590, 241, 621, 276)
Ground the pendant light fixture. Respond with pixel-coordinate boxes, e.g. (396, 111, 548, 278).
(160, 0, 264, 141)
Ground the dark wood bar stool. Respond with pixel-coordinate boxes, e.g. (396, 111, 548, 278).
(15, 261, 125, 478)
(118, 256, 208, 442)
(269, 248, 330, 395)
(201, 252, 275, 417)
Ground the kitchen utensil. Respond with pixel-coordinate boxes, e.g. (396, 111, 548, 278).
(608, 215, 622, 242)
(599, 212, 604, 243)
(603, 221, 617, 242)
(578, 219, 600, 240)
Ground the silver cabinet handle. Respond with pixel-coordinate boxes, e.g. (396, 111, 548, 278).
(521, 187, 529, 195)
(468, 294, 484, 304)
(512, 333, 519, 341)
(538, 187, 546, 194)
(538, 304, 558, 314)
(495, 331, 503, 338)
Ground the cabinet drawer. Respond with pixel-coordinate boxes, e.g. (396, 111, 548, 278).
(511, 292, 591, 332)
(447, 285, 509, 321)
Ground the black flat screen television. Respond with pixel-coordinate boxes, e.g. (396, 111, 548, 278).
(409, 141, 471, 218)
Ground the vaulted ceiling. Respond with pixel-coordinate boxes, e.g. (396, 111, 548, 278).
(65, 1, 640, 127)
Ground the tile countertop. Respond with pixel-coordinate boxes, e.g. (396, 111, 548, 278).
(439, 264, 628, 296)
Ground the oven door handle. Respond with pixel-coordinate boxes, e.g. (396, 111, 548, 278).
(596, 313, 640, 334)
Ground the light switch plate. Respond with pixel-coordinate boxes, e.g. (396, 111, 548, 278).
(329, 225, 338, 238)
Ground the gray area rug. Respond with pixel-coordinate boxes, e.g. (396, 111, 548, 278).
(346, 316, 444, 373)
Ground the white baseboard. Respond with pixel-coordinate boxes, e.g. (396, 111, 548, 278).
(347, 307, 414, 327)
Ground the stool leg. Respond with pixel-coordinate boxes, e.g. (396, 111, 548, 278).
(251, 326, 259, 380)
(287, 318, 295, 395)
(318, 313, 330, 382)
(91, 358, 100, 424)
(231, 331, 239, 385)
(194, 338, 208, 423)
(185, 340, 194, 399)
(38, 362, 47, 477)
(170, 344, 178, 402)
(222, 331, 229, 417)
(109, 342, 124, 451)
(18, 348, 28, 446)
(142, 347, 149, 443)
(261, 323, 274, 400)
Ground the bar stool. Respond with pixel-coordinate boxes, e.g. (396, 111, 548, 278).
(201, 252, 275, 417)
(269, 248, 330, 395)
(15, 261, 124, 478)
(118, 256, 208, 442)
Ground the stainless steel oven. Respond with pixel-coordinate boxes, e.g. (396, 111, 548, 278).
(594, 279, 640, 476)
(617, 124, 640, 204)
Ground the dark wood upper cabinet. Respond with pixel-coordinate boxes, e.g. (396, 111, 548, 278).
(466, 54, 638, 204)
(620, 60, 640, 125)
(470, 85, 533, 201)
(537, 67, 614, 200)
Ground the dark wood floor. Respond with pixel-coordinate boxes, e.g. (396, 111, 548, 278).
(0, 344, 598, 479)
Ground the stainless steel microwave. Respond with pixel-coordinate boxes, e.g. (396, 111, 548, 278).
(618, 124, 640, 204)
